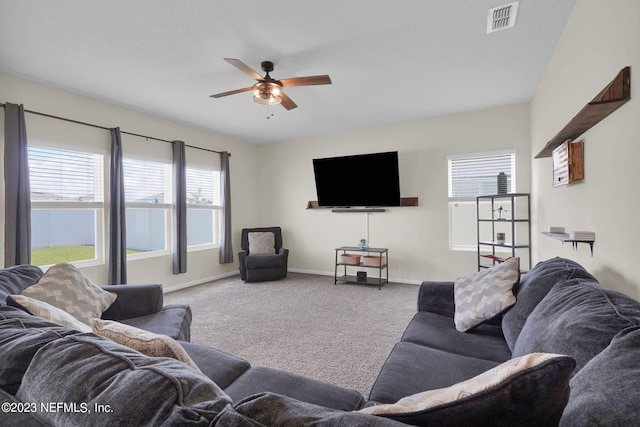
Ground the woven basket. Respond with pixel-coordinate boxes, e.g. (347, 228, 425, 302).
(362, 255, 385, 267)
(339, 254, 361, 265)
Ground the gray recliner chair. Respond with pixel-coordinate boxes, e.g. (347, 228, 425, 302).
(238, 227, 289, 282)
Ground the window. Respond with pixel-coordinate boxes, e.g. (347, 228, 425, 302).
(29, 146, 104, 266)
(123, 158, 172, 257)
(186, 167, 221, 248)
(447, 150, 516, 249)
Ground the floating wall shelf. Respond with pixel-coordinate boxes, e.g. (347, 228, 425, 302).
(306, 197, 418, 210)
(542, 232, 595, 256)
(535, 66, 631, 159)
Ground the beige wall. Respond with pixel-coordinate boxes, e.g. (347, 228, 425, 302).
(0, 73, 259, 291)
(531, 0, 640, 297)
(257, 104, 531, 282)
(13, 0, 636, 291)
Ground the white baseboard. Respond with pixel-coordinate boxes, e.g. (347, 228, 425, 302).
(288, 268, 422, 285)
(163, 270, 240, 294)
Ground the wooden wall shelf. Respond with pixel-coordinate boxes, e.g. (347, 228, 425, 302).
(306, 197, 418, 210)
(535, 66, 631, 159)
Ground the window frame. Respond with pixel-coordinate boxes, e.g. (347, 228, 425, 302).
(28, 145, 106, 268)
(447, 149, 516, 251)
(185, 167, 222, 251)
(122, 158, 173, 260)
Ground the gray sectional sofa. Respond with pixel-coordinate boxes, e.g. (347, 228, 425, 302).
(1, 257, 639, 426)
(368, 257, 640, 426)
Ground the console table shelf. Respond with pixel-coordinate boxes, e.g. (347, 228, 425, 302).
(334, 246, 388, 290)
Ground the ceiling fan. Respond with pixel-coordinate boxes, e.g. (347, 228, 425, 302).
(210, 58, 331, 110)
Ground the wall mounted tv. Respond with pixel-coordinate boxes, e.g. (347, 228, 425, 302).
(313, 151, 401, 207)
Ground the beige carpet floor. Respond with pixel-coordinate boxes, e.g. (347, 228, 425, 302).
(164, 272, 419, 396)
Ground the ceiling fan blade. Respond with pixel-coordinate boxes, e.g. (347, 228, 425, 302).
(210, 86, 253, 98)
(280, 92, 298, 110)
(224, 58, 263, 81)
(279, 75, 332, 87)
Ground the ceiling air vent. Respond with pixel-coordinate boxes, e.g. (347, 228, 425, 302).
(487, 1, 519, 33)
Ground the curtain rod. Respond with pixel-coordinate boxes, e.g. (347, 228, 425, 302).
(1, 103, 229, 156)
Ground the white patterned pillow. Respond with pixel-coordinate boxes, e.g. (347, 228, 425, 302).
(454, 257, 519, 332)
(248, 232, 276, 255)
(359, 353, 572, 416)
(7, 294, 92, 333)
(91, 319, 201, 372)
(21, 262, 116, 325)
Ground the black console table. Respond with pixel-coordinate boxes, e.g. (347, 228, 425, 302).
(334, 246, 388, 290)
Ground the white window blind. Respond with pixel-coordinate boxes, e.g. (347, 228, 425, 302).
(123, 159, 171, 205)
(186, 168, 220, 206)
(29, 146, 103, 203)
(448, 151, 515, 200)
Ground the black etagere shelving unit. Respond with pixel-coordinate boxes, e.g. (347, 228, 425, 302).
(476, 193, 531, 271)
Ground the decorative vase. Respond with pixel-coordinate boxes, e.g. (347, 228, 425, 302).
(497, 172, 508, 194)
(358, 239, 368, 250)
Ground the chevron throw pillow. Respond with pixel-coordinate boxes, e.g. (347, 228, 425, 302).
(453, 257, 520, 332)
(21, 262, 116, 325)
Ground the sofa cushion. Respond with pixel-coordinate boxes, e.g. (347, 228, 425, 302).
(454, 257, 519, 332)
(401, 311, 511, 363)
(248, 231, 276, 255)
(21, 262, 116, 325)
(368, 342, 499, 404)
(360, 353, 574, 427)
(502, 257, 596, 351)
(117, 303, 192, 341)
(0, 314, 81, 394)
(91, 318, 200, 371)
(560, 325, 640, 426)
(16, 334, 231, 426)
(179, 341, 251, 389)
(513, 278, 640, 374)
(235, 392, 404, 426)
(7, 294, 92, 332)
(224, 366, 366, 411)
(0, 264, 43, 306)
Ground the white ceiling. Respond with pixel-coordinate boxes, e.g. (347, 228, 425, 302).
(0, 0, 576, 145)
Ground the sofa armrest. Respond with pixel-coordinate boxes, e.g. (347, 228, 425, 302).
(100, 284, 163, 320)
(417, 281, 455, 317)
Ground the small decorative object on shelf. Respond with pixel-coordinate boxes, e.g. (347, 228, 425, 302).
(494, 206, 509, 220)
(496, 232, 506, 245)
(339, 254, 361, 265)
(497, 172, 508, 194)
(357, 271, 368, 282)
(358, 239, 368, 250)
(481, 255, 512, 264)
(362, 255, 385, 267)
(552, 140, 584, 187)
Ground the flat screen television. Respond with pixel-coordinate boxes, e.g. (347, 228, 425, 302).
(313, 151, 401, 207)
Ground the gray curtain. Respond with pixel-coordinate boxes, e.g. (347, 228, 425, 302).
(219, 151, 233, 264)
(172, 140, 187, 274)
(3, 103, 31, 266)
(108, 127, 127, 284)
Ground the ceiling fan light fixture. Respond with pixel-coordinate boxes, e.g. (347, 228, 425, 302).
(253, 82, 283, 105)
